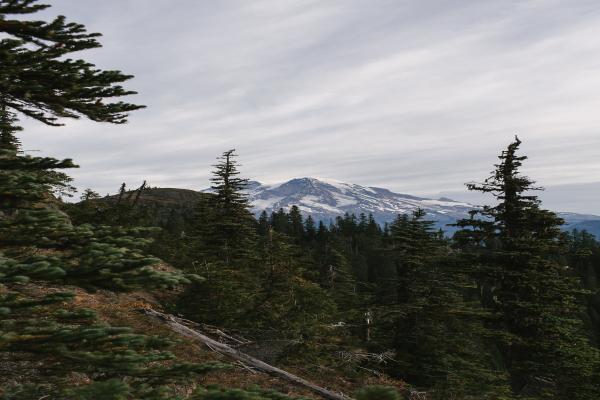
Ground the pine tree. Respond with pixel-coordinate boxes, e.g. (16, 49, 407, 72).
(0, 2, 217, 397)
(366, 214, 380, 237)
(80, 188, 100, 201)
(0, 289, 226, 398)
(0, 0, 143, 126)
(288, 205, 305, 240)
(304, 215, 317, 242)
(205, 149, 258, 265)
(378, 209, 509, 398)
(454, 137, 600, 399)
(179, 150, 261, 327)
(257, 210, 270, 236)
(183, 192, 215, 266)
(566, 230, 600, 345)
(248, 229, 336, 345)
(271, 208, 290, 234)
(0, 112, 194, 289)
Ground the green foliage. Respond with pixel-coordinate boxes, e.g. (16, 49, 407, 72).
(0, 123, 196, 290)
(566, 229, 600, 344)
(0, 289, 229, 397)
(170, 151, 341, 369)
(454, 137, 600, 399)
(374, 210, 510, 398)
(0, 3, 230, 398)
(0, 0, 144, 126)
(64, 379, 132, 400)
(355, 385, 401, 400)
(203, 149, 259, 265)
(6, 5, 596, 396)
(192, 386, 309, 400)
(60, 136, 600, 400)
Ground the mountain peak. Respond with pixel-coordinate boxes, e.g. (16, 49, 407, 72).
(244, 177, 600, 236)
(247, 177, 474, 229)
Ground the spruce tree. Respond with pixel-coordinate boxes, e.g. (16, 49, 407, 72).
(257, 210, 270, 236)
(179, 150, 261, 327)
(0, 289, 226, 398)
(183, 192, 215, 266)
(566, 230, 600, 345)
(0, 1, 218, 397)
(454, 137, 600, 399)
(0, 0, 143, 125)
(249, 228, 335, 346)
(205, 149, 258, 265)
(379, 209, 509, 399)
(288, 205, 305, 240)
(304, 215, 317, 242)
(271, 208, 290, 234)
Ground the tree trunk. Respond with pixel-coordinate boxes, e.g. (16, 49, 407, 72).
(141, 308, 352, 400)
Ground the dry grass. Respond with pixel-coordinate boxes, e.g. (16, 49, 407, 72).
(6, 281, 405, 399)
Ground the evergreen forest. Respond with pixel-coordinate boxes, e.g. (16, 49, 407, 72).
(1, 1, 600, 399)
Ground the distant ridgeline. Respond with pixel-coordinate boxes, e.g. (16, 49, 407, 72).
(95, 179, 600, 237)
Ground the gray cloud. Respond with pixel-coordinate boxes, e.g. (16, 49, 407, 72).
(17, 0, 600, 213)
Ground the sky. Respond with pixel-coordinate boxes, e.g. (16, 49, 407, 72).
(17, 0, 600, 214)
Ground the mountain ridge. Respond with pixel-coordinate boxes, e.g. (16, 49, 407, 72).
(245, 177, 600, 236)
(108, 178, 600, 237)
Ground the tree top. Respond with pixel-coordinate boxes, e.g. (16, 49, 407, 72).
(0, 0, 145, 126)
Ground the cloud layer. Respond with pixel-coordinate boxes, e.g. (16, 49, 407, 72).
(18, 0, 600, 213)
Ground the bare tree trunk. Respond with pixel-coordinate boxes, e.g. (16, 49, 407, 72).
(141, 308, 351, 400)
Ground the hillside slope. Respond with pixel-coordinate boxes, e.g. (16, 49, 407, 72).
(11, 277, 398, 399)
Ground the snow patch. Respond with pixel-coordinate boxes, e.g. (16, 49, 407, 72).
(300, 195, 342, 214)
(421, 199, 472, 207)
(252, 196, 284, 210)
(332, 192, 358, 206)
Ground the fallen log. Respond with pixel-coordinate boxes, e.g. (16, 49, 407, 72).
(141, 308, 352, 400)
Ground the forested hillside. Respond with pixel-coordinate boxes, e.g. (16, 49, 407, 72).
(2, 1, 600, 400)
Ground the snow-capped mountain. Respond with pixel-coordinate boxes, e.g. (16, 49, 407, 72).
(247, 177, 475, 230)
(246, 177, 600, 236)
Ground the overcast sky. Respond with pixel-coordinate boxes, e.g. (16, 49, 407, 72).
(19, 0, 600, 214)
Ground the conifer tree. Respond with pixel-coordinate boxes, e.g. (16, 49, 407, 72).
(379, 209, 509, 398)
(249, 229, 336, 344)
(271, 208, 290, 234)
(0, 289, 226, 398)
(179, 150, 261, 327)
(454, 137, 600, 399)
(0, 2, 214, 397)
(183, 192, 214, 265)
(366, 214, 380, 237)
(257, 210, 270, 236)
(205, 149, 258, 265)
(288, 205, 305, 240)
(304, 215, 317, 242)
(566, 230, 600, 344)
(0, 0, 143, 125)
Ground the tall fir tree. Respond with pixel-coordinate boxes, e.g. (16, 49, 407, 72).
(454, 137, 600, 399)
(205, 149, 258, 265)
(179, 150, 261, 327)
(377, 209, 510, 399)
(0, 0, 143, 125)
(0, 1, 219, 397)
(288, 205, 305, 240)
(566, 229, 600, 345)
